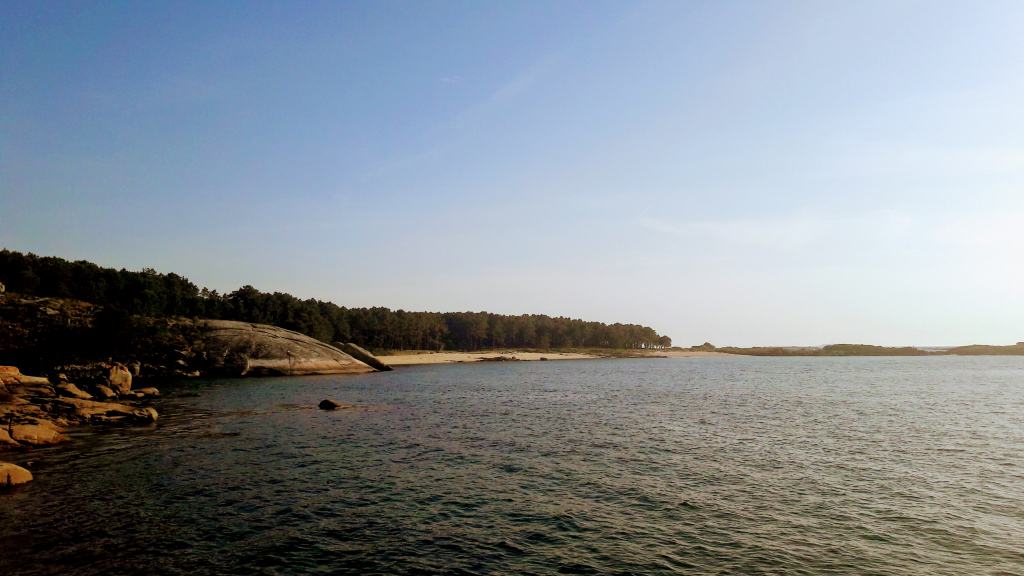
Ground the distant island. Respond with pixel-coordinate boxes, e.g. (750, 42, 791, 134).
(686, 342, 1024, 357)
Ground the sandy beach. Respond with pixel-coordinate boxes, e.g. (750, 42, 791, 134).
(377, 349, 728, 366)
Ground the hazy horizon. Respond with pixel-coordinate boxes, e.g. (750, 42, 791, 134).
(3, 1, 1023, 347)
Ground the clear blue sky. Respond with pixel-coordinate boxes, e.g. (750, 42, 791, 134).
(3, 1, 1023, 346)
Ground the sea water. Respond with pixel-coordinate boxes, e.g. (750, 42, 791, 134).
(1, 357, 1022, 575)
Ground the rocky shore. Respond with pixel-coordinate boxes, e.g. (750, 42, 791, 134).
(0, 364, 159, 488)
(0, 307, 392, 490)
(0, 293, 379, 380)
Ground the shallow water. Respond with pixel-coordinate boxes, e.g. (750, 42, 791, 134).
(2, 357, 1023, 575)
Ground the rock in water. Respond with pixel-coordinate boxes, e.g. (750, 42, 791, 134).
(53, 398, 157, 424)
(9, 424, 67, 447)
(134, 387, 160, 398)
(318, 399, 351, 410)
(137, 407, 159, 423)
(0, 462, 32, 487)
(201, 320, 376, 376)
(107, 364, 133, 395)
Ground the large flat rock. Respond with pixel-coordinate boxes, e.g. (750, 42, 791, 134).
(200, 320, 375, 376)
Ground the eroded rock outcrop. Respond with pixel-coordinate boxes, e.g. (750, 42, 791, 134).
(336, 342, 393, 371)
(200, 320, 375, 376)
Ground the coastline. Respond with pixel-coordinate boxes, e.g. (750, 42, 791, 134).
(378, 349, 729, 366)
(1, 364, 161, 489)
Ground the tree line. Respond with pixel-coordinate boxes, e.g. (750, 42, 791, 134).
(0, 249, 671, 351)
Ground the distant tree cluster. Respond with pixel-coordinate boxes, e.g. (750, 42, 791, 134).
(0, 250, 671, 351)
(715, 344, 932, 356)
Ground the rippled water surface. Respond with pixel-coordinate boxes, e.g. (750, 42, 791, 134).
(2, 357, 1023, 575)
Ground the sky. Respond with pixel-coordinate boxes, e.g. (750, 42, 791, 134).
(2, 0, 1023, 347)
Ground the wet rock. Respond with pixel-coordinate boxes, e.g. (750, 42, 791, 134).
(0, 462, 32, 487)
(134, 387, 160, 398)
(9, 424, 67, 447)
(318, 399, 352, 410)
(56, 383, 93, 400)
(107, 364, 133, 395)
(136, 407, 159, 423)
(53, 397, 158, 425)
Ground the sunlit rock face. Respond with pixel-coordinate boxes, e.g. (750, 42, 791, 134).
(0, 462, 32, 487)
(199, 320, 375, 376)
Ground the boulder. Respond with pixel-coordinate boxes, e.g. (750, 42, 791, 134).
(0, 366, 21, 386)
(134, 387, 160, 398)
(107, 364, 133, 395)
(200, 320, 376, 376)
(318, 399, 352, 410)
(9, 424, 67, 446)
(92, 385, 117, 400)
(56, 383, 93, 400)
(138, 407, 158, 422)
(0, 462, 32, 487)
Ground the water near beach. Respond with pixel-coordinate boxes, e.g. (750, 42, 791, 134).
(2, 357, 1023, 575)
